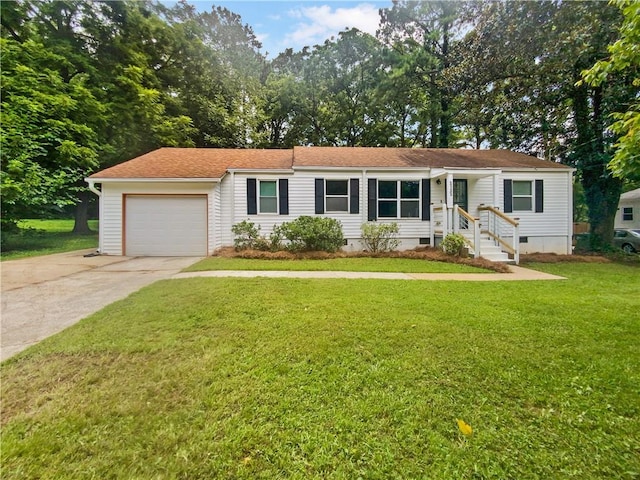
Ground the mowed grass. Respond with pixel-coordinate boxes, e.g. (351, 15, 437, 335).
(186, 256, 491, 273)
(1, 219, 98, 260)
(2, 263, 639, 479)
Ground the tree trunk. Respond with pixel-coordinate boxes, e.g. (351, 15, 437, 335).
(571, 79, 621, 250)
(438, 94, 450, 148)
(72, 189, 93, 235)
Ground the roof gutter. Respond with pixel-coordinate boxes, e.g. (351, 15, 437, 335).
(85, 178, 101, 197)
(226, 169, 293, 174)
(86, 177, 222, 183)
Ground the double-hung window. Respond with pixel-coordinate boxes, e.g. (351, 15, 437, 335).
(378, 180, 420, 218)
(247, 178, 288, 215)
(259, 180, 278, 213)
(325, 180, 349, 212)
(623, 207, 633, 222)
(504, 179, 543, 213)
(512, 181, 533, 211)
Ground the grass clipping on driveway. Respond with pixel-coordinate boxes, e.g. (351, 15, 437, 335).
(2, 263, 639, 479)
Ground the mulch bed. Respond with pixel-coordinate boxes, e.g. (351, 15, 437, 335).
(214, 246, 639, 270)
(213, 246, 512, 273)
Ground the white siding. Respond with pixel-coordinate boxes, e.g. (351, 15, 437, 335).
(428, 175, 495, 216)
(227, 169, 434, 250)
(615, 195, 640, 229)
(500, 170, 573, 254)
(468, 177, 494, 216)
(99, 182, 217, 255)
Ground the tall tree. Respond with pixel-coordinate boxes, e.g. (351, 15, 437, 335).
(1, 0, 268, 235)
(456, 0, 631, 249)
(0, 37, 101, 233)
(581, 0, 640, 182)
(378, 0, 465, 147)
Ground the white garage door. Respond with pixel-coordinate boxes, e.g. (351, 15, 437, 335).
(124, 195, 207, 256)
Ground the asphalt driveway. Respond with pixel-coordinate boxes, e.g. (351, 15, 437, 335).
(1, 250, 200, 361)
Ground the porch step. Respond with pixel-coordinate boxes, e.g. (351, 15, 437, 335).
(462, 235, 513, 263)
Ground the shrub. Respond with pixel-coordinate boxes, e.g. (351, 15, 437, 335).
(231, 220, 285, 252)
(231, 220, 262, 250)
(276, 216, 344, 252)
(360, 222, 400, 253)
(441, 233, 467, 256)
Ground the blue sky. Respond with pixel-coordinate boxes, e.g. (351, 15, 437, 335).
(185, 1, 392, 57)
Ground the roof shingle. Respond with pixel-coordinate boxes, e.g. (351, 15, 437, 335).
(90, 148, 293, 179)
(292, 146, 569, 169)
(89, 146, 570, 180)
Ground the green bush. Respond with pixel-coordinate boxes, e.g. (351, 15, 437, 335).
(441, 233, 467, 256)
(231, 220, 263, 250)
(276, 216, 344, 252)
(360, 222, 400, 253)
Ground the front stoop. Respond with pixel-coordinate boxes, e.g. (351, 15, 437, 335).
(464, 236, 513, 263)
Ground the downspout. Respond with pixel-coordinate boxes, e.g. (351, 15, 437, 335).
(230, 170, 235, 234)
(362, 169, 367, 249)
(87, 179, 101, 198)
(86, 179, 103, 254)
(568, 170, 574, 255)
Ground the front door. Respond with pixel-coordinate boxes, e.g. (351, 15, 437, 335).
(453, 179, 468, 212)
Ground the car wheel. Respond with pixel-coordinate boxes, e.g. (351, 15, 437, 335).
(622, 243, 636, 254)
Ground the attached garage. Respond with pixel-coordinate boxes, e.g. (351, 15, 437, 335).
(124, 195, 208, 256)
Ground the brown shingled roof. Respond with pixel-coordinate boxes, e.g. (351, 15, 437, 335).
(89, 148, 293, 179)
(292, 147, 569, 169)
(90, 146, 569, 180)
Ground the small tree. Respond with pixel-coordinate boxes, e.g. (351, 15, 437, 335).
(360, 222, 400, 253)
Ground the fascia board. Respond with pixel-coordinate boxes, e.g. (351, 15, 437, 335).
(85, 177, 222, 183)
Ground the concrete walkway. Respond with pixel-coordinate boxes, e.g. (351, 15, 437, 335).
(174, 265, 566, 281)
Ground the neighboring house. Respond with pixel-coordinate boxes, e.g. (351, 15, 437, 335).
(87, 147, 575, 262)
(615, 188, 640, 230)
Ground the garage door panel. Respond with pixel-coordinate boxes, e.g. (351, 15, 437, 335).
(125, 195, 207, 256)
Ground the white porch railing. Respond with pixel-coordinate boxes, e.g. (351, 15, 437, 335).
(430, 203, 519, 264)
(453, 206, 481, 259)
(478, 205, 520, 264)
(430, 203, 448, 247)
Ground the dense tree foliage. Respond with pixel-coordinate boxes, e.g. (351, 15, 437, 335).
(582, 0, 640, 183)
(2, 0, 635, 249)
(1, 0, 261, 233)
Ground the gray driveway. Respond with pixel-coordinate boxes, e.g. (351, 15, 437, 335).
(1, 250, 200, 361)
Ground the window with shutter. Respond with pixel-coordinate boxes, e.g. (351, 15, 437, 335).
(377, 180, 420, 218)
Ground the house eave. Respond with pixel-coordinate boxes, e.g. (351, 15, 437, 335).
(501, 167, 575, 172)
(226, 169, 294, 174)
(85, 177, 222, 183)
(292, 166, 430, 172)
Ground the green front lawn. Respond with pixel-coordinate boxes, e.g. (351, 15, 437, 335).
(2, 263, 639, 479)
(1, 219, 98, 260)
(186, 256, 492, 273)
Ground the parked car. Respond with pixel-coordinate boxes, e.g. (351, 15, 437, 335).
(613, 228, 640, 254)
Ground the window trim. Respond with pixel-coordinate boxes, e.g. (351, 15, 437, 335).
(325, 179, 350, 213)
(623, 207, 633, 222)
(512, 180, 533, 212)
(377, 180, 421, 219)
(258, 179, 278, 214)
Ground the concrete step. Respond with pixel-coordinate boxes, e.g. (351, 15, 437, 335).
(462, 236, 513, 263)
(480, 252, 513, 263)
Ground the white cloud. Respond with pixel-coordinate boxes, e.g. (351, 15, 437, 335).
(283, 3, 381, 49)
(255, 32, 270, 45)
